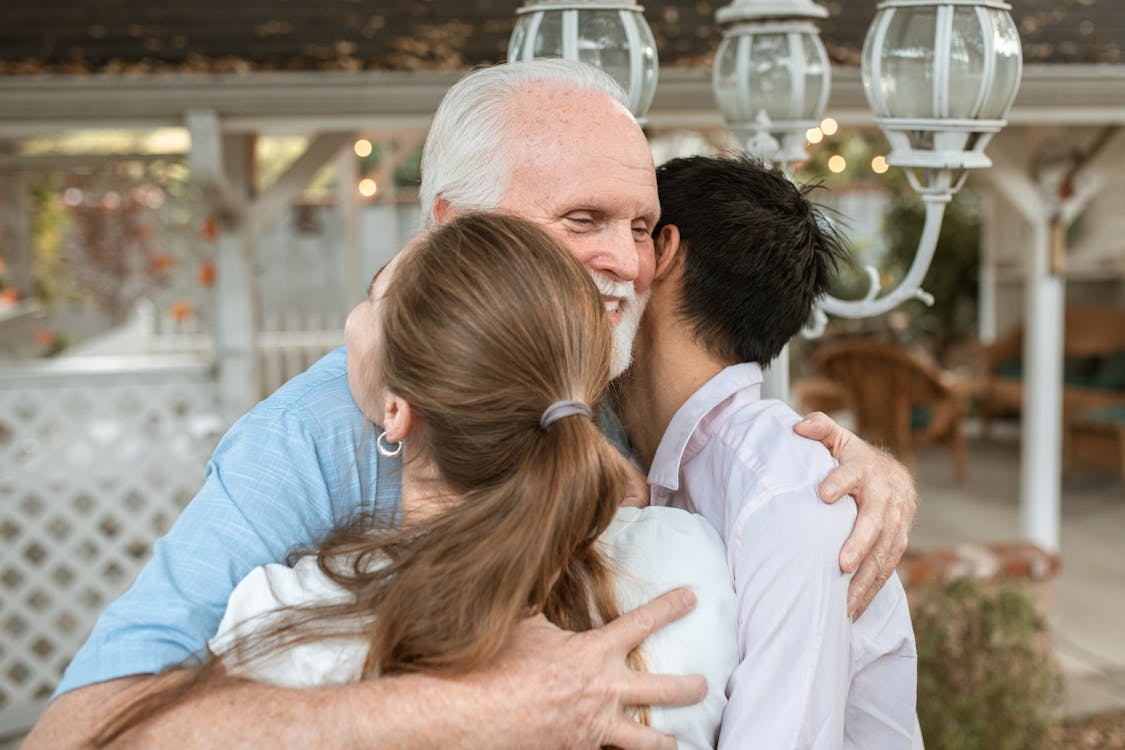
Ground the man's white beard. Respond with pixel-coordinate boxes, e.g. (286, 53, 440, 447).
(589, 271, 650, 378)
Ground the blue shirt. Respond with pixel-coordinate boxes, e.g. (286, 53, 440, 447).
(55, 346, 634, 695)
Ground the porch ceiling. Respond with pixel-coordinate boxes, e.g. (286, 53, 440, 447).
(1, 64, 1123, 139)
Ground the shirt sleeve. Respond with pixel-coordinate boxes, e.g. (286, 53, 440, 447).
(717, 482, 857, 750)
(53, 397, 364, 696)
(210, 558, 366, 689)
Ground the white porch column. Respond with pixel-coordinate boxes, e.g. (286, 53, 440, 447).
(187, 110, 260, 421)
(762, 345, 790, 403)
(1020, 217, 1063, 551)
(978, 190, 998, 344)
(980, 132, 1064, 552)
(337, 147, 362, 300)
(215, 134, 260, 421)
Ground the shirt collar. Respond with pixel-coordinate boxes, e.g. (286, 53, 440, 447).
(647, 362, 763, 492)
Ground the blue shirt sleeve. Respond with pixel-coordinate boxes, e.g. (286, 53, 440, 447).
(54, 348, 399, 695)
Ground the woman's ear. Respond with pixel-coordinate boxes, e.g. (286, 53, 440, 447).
(653, 224, 683, 281)
(382, 393, 416, 444)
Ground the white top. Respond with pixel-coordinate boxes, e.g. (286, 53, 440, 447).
(212, 505, 739, 750)
(648, 363, 921, 750)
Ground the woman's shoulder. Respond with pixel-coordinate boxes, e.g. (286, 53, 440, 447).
(601, 507, 737, 750)
(600, 506, 729, 603)
(603, 505, 723, 547)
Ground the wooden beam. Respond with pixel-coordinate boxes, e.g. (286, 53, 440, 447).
(246, 131, 353, 241)
(0, 152, 185, 170)
(977, 135, 1045, 227)
(186, 109, 242, 223)
(1, 65, 1123, 138)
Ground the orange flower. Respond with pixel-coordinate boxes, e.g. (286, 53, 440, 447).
(151, 253, 173, 272)
(198, 261, 216, 287)
(170, 300, 193, 323)
(201, 215, 218, 241)
(35, 328, 57, 348)
(0, 288, 20, 306)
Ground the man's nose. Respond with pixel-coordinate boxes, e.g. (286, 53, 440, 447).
(588, 224, 640, 282)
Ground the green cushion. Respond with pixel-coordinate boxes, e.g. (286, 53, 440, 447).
(911, 406, 931, 431)
(1091, 350, 1125, 391)
(1064, 355, 1102, 388)
(1079, 404, 1125, 424)
(995, 360, 1023, 378)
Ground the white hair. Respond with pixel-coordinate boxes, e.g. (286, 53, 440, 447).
(418, 59, 631, 229)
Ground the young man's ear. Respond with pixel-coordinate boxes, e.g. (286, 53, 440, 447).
(653, 224, 684, 281)
(381, 393, 416, 444)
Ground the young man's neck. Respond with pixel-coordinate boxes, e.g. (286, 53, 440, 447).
(615, 298, 726, 473)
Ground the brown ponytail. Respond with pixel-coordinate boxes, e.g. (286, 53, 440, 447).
(94, 212, 645, 744)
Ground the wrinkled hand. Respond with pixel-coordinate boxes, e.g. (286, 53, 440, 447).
(470, 589, 705, 749)
(793, 412, 917, 620)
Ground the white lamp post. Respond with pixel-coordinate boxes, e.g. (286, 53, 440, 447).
(508, 0, 660, 122)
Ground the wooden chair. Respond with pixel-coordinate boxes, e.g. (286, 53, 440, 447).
(815, 339, 971, 480)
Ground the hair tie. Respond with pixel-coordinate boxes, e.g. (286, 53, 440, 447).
(540, 400, 593, 430)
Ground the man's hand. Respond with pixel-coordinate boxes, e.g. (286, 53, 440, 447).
(793, 412, 917, 620)
(464, 588, 706, 749)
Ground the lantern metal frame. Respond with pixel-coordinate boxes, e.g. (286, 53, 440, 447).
(712, 0, 831, 166)
(706, 0, 1020, 335)
(508, 0, 660, 122)
(713, 19, 832, 165)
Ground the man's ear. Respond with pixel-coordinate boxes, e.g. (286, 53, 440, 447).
(432, 197, 458, 226)
(382, 393, 416, 444)
(653, 224, 683, 281)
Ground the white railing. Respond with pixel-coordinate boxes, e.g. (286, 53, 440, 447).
(0, 355, 222, 737)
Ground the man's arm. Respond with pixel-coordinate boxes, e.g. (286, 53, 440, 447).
(793, 412, 917, 619)
(23, 590, 704, 750)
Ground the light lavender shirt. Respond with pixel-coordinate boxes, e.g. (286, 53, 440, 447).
(648, 363, 921, 750)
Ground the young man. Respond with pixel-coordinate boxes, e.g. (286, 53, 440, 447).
(618, 154, 921, 748)
(27, 64, 916, 749)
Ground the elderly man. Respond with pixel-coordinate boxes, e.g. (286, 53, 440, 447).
(26, 60, 915, 749)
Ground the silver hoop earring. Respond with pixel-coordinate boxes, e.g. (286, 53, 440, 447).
(376, 430, 403, 458)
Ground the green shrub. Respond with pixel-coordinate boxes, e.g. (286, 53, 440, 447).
(911, 577, 1059, 750)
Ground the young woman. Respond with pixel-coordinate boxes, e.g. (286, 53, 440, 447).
(95, 213, 737, 748)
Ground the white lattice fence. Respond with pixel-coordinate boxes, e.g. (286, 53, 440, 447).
(0, 356, 223, 736)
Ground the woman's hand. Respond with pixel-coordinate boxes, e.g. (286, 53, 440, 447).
(793, 412, 917, 619)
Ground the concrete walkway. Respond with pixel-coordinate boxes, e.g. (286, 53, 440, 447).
(909, 422, 1125, 718)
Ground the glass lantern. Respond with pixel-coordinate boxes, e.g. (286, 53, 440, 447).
(508, 1, 660, 122)
(712, 0, 831, 164)
(862, 0, 1023, 193)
